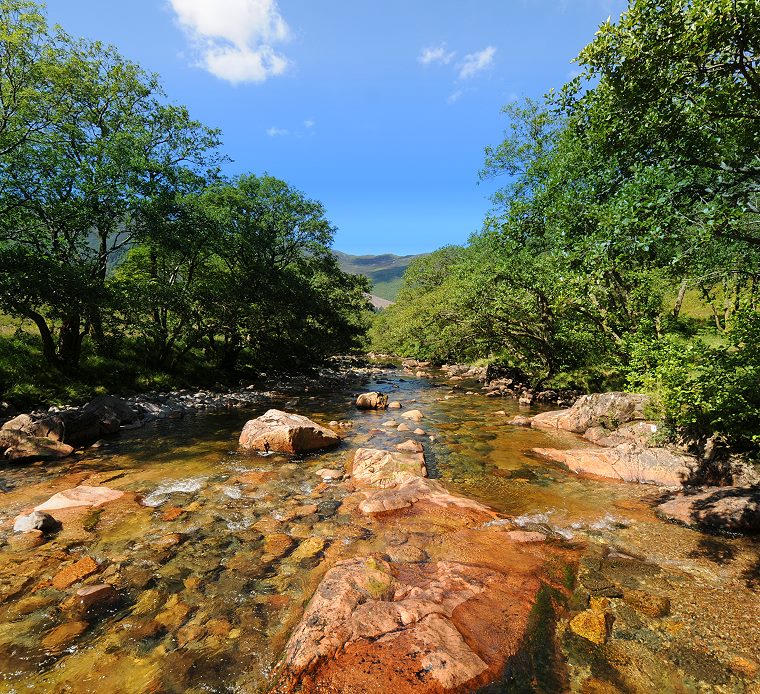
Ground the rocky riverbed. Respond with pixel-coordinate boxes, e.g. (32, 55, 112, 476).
(0, 365, 758, 692)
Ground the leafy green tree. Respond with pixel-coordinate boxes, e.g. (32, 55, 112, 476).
(0, 5, 220, 369)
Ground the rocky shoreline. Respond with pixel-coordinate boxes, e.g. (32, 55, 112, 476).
(0, 360, 385, 464)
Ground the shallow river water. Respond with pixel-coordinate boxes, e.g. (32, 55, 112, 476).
(0, 368, 758, 692)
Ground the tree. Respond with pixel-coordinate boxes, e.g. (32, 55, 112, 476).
(0, 6, 220, 369)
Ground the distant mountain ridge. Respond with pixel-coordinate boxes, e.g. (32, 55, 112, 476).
(334, 251, 423, 301)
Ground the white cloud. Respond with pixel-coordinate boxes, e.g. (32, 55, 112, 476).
(169, 0, 291, 84)
(419, 44, 456, 66)
(266, 126, 289, 136)
(447, 89, 464, 104)
(303, 119, 315, 129)
(458, 46, 496, 79)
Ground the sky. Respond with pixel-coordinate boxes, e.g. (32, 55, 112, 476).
(45, 0, 627, 255)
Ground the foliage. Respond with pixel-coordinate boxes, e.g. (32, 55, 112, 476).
(0, 0, 370, 403)
(375, 0, 760, 449)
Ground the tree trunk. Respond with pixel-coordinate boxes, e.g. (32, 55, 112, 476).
(58, 315, 83, 371)
(17, 307, 58, 367)
(672, 280, 688, 319)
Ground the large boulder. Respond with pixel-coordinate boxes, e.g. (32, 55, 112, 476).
(0, 429, 74, 462)
(238, 409, 339, 454)
(531, 392, 651, 434)
(351, 447, 426, 488)
(82, 395, 140, 425)
(280, 559, 497, 692)
(356, 392, 389, 410)
(2, 407, 121, 448)
(657, 486, 760, 534)
(532, 445, 695, 486)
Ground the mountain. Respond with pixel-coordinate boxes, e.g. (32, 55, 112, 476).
(334, 251, 423, 301)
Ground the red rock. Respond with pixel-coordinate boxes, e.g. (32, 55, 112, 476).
(161, 506, 184, 522)
(359, 477, 493, 516)
(72, 584, 118, 612)
(532, 446, 693, 486)
(35, 485, 124, 512)
(238, 409, 339, 454)
(52, 556, 99, 590)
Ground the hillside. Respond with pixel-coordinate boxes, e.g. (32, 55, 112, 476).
(334, 251, 423, 301)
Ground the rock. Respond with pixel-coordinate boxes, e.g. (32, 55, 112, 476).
(401, 409, 424, 422)
(3, 409, 106, 448)
(13, 510, 59, 533)
(508, 416, 533, 427)
(532, 447, 694, 486)
(531, 392, 650, 434)
(52, 556, 99, 590)
(388, 402, 402, 409)
(569, 608, 611, 644)
(7, 529, 45, 550)
(585, 420, 658, 448)
(504, 530, 546, 543)
(381, 419, 398, 427)
(42, 620, 89, 651)
(656, 486, 760, 533)
(0, 429, 74, 462)
(82, 395, 140, 425)
(161, 506, 184, 522)
(396, 440, 424, 454)
(356, 392, 389, 410)
(263, 533, 294, 559)
(413, 428, 426, 436)
(279, 504, 318, 521)
(35, 485, 125, 512)
(290, 537, 326, 563)
(316, 468, 343, 481)
(385, 544, 427, 562)
(151, 533, 184, 550)
(351, 448, 427, 488)
(359, 477, 494, 516)
(397, 423, 411, 432)
(238, 409, 340, 454)
(71, 584, 118, 613)
(279, 558, 514, 692)
(623, 589, 670, 618)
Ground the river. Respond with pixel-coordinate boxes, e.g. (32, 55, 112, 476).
(0, 367, 757, 692)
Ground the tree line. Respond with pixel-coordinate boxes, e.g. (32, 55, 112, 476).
(0, 0, 370, 400)
(373, 0, 760, 451)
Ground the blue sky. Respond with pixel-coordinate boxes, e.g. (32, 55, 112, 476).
(46, 0, 627, 255)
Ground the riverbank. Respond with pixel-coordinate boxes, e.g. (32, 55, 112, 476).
(0, 366, 758, 692)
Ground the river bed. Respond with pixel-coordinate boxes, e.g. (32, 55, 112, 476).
(0, 368, 758, 692)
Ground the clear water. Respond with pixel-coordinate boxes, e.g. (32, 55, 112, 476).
(0, 370, 757, 692)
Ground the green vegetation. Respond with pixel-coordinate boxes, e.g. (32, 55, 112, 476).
(373, 0, 760, 452)
(333, 251, 423, 301)
(0, 0, 370, 407)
